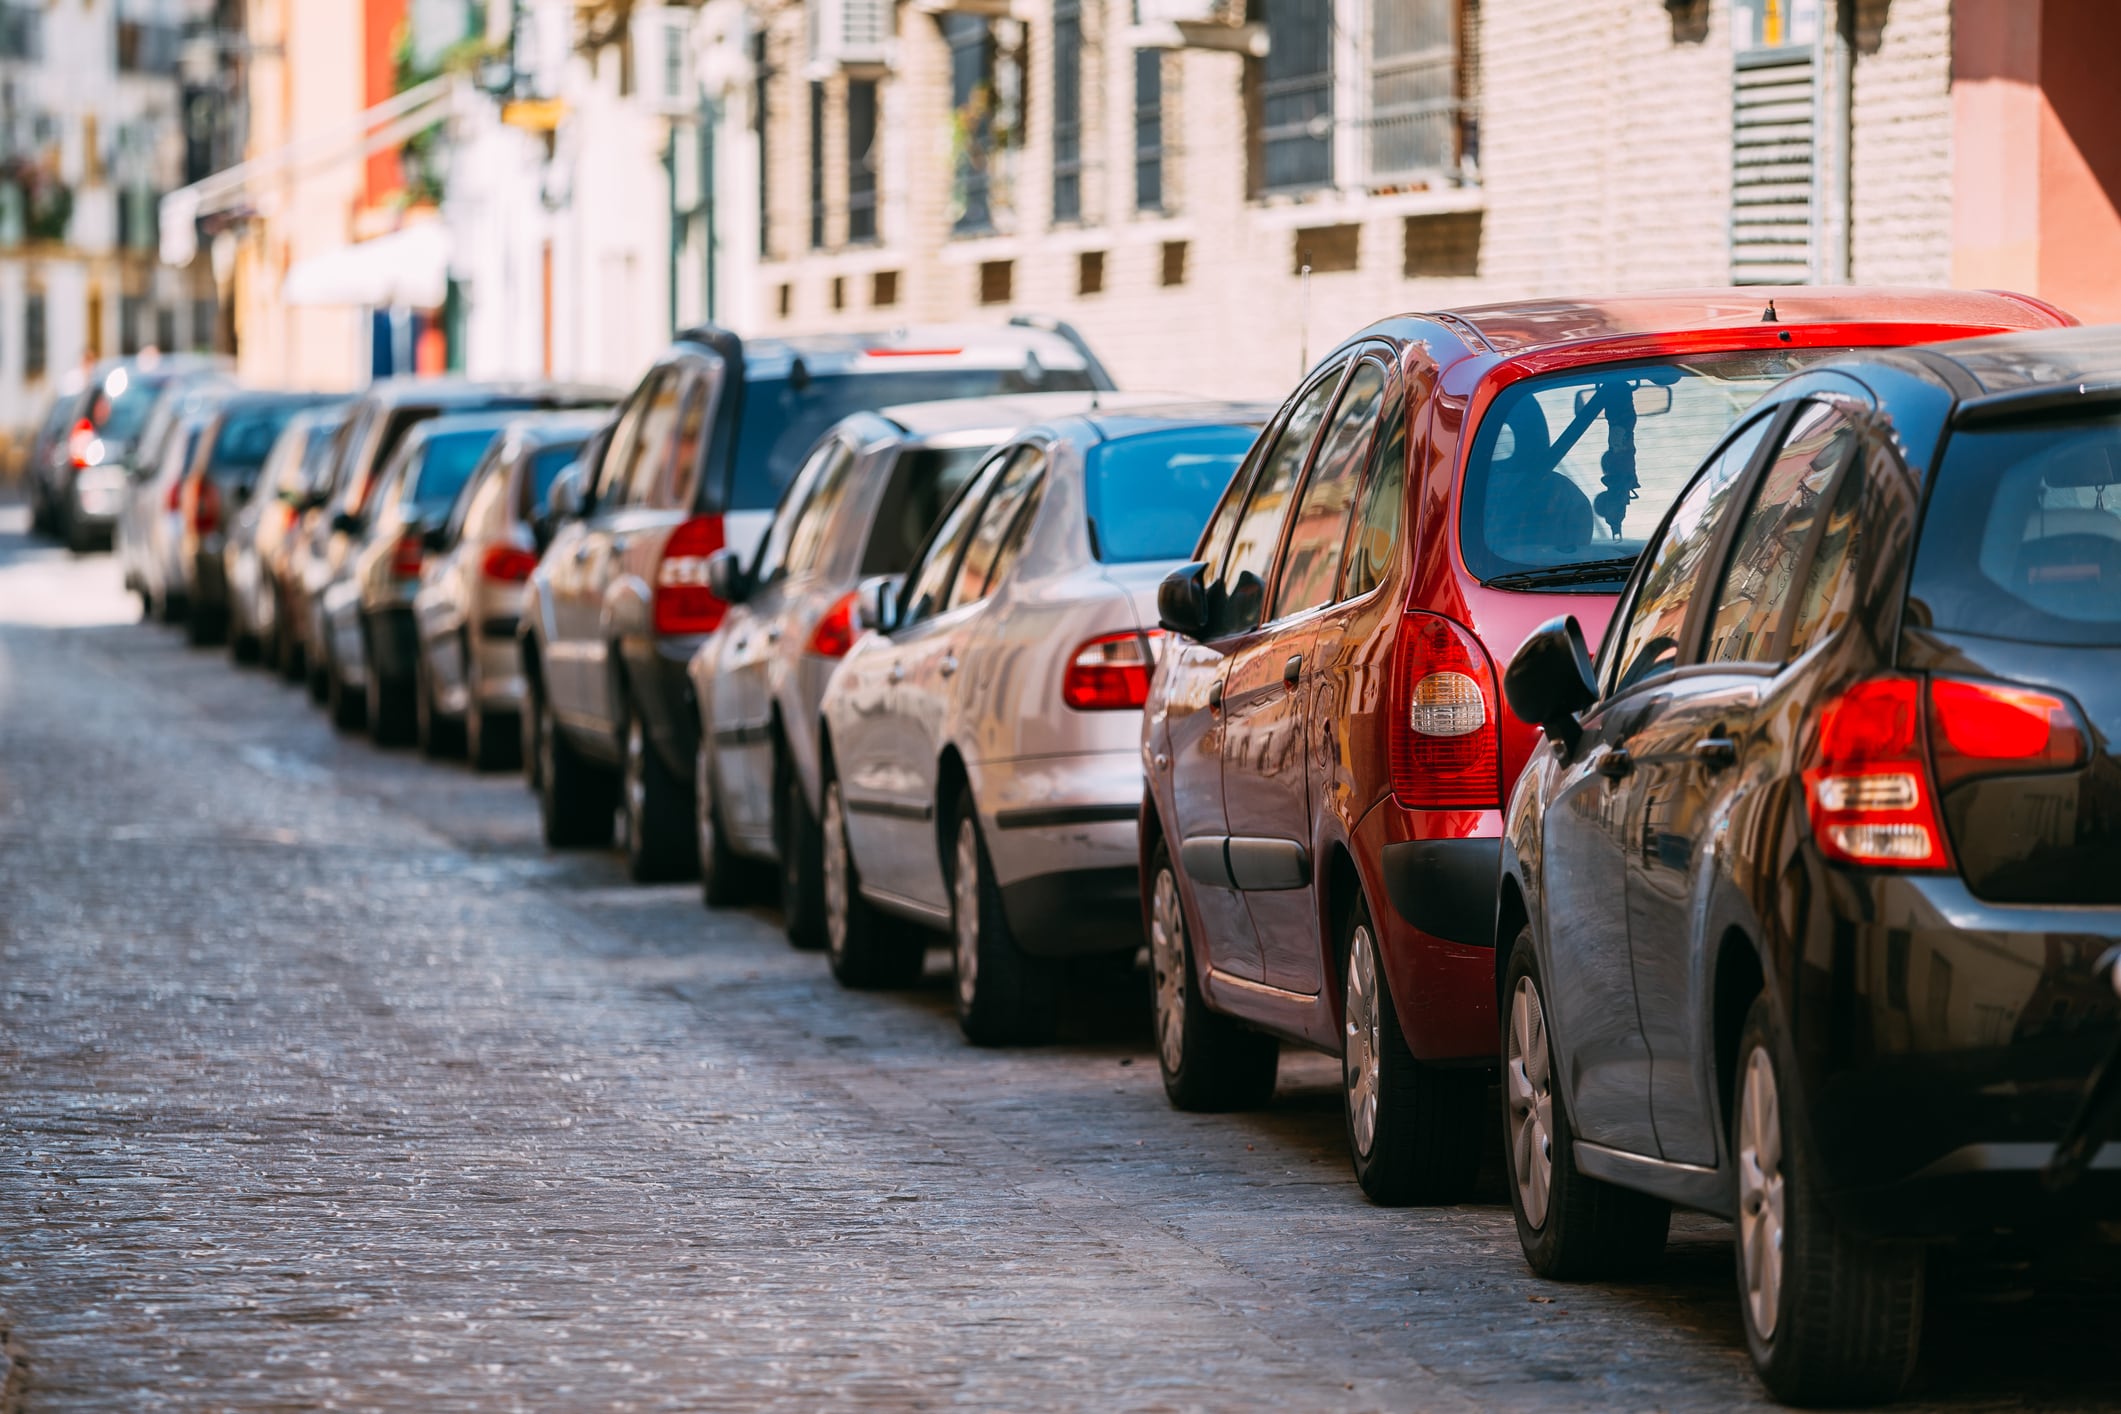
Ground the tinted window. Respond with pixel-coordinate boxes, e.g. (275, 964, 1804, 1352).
(729, 366, 1093, 511)
(785, 441, 860, 575)
(1461, 349, 1845, 588)
(405, 428, 503, 520)
(527, 442, 586, 517)
(209, 403, 312, 480)
(1344, 401, 1407, 600)
(901, 458, 1000, 626)
(1606, 415, 1771, 695)
(953, 446, 1046, 606)
(1273, 363, 1385, 617)
(1085, 424, 1256, 564)
(1786, 450, 1865, 659)
(1908, 415, 2121, 646)
(1212, 368, 1342, 634)
(665, 366, 716, 509)
(92, 373, 170, 443)
(862, 445, 989, 574)
(1703, 402, 1858, 664)
(753, 438, 844, 583)
(620, 372, 685, 508)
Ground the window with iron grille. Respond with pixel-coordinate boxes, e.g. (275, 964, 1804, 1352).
(809, 81, 827, 249)
(847, 79, 879, 243)
(1134, 49, 1163, 213)
(0, 3, 39, 60)
(946, 15, 998, 234)
(752, 32, 771, 257)
(1260, 0, 1333, 193)
(1368, 0, 1462, 181)
(120, 294, 145, 356)
(1052, 0, 1083, 223)
(156, 305, 176, 353)
(24, 290, 44, 376)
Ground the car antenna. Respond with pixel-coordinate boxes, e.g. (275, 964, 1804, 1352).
(1761, 299, 1779, 323)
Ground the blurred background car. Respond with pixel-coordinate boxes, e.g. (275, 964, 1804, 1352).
(27, 354, 230, 553)
(411, 411, 606, 768)
(115, 372, 236, 612)
(689, 391, 1113, 946)
(1495, 322, 2121, 1405)
(319, 411, 519, 741)
(522, 320, 1115, 882)
(118, 392, 229, 625)
(816, 400, 1267, 1044)
(177, 391, 344, 646)
(232, 406, 352, 675)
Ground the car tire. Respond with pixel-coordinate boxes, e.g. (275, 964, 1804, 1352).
(622, 713, 694, 883)
(366, 644, 414, 747)
(1503, 925, 1672, 1278)
(184, 600, 225, 647)
(325, 640, 366, 732)
(694, 739, 757, 907)
(1733, 994, 1924, 1405)
(821, 773, 925, 990)
(777, 757, 826, 951)
(465, 697, 515, 773)
(414, 651, 464, 759)
(230, 621, 261, 665)
(949, 791, 1056, 1046)
(1146, 838, 1279, 1110)
(1344, 897, 1486, 1206)
(64, 510, 100, 556)
(535, 684, 616, 849)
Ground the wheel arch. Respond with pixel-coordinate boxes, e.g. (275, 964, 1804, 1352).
(1494, 873, 1531, 1013)
(933, 743, 970, 873)
(1322, 841, 1365, 1023)
(1712, 925, 1768, 1145)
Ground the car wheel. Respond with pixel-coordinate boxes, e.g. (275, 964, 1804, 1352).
(821, 774, 924, 990)
(325, 640, 366, 732)
(536, 685, 616, 849)
(415, 651, 464, 759)
(620, 714, 694, 883)
(949, 792, 1056, 1046)
(1343, 898, 1485, 1205)
(1146, 838, 1278, 1110)
(777, 759, 826, 951)
(465, 697, 515, 773)
(1503, 925, 1672, 1277)
(694, 739, 755, 907)
(365, 626, 415, 746)
(1733, 995, 1924, 1405)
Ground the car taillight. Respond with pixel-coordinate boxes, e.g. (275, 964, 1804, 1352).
(190, 478, 220, 535)
(653, 515, 727, 636)
(1928, 677, 2085, 788)
(66, 418, 95, 469)
(1062, 630, 1160, 711)
(1803, 676, 1951, 869)
(806, 590, 860, 658)
(166, 475, 185, 511)
(480, 543, 539, 583)
(390, 530, 424, 580)
(277, 502, 302, 534)
(1389, 613, 1500, 808)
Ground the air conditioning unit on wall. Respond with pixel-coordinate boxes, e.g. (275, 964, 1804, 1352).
(1125, 0, 1266, 56)
(809, 0, 893, 71)
(633, 5, 699, 115)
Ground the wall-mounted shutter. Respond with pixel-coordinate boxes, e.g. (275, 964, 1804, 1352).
(1730, 48, 1818, 284)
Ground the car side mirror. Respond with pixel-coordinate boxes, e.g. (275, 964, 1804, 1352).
(705, 548, 749, 606)
(854, 574, 903, 634)
(1503, 615, 1598, 757)
(1156, 561, 1211, 639)
(330, 510, 363, 538)
(545, 464, 586, 522)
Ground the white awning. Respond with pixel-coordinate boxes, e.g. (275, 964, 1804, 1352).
(281, 221, 452, 309)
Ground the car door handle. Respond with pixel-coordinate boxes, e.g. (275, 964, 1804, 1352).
(940, 656, 958, 678)
(889, 663, 906, 684)
(765, 625, 782, 644)
(611, 535, 629, 554)
(1693, 734, 1738, 771)
(1283, 654, 1302, 688)
(1597, 747, 1634, 780)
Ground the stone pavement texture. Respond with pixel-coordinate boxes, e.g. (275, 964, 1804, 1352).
(0, 505, 2114, 1412)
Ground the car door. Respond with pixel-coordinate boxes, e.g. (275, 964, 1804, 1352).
(1539, 412, 1772, 1156)
(1204, 362, 1347, 984)
(549, 375, 653, 729)
(587, 365, 691, 736)
(1626, 398, 1862, 1164)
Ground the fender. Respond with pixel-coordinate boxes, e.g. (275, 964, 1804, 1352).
(602, 571, 651, 642)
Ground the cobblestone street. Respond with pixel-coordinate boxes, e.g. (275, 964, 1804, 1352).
(0, 504, 2113, 1412)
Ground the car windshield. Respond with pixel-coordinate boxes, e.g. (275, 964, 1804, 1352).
(1085, 425, 1259, 563)
(210, 403, 312, 480)
(92, 372, 170, 444)
(731, 368, 1094, 512)
(861, 445, 990, 574)
(407, 428, 504, 520)
(1908, 413, 2121, 646)
(528, 442, 586, 515)
(1459, 350, 1846, 588)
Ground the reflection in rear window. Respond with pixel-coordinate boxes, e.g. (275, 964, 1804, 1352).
(1085, 425, 1258, 563)
(211, 403, 313, 478)
(408, 428, 505, 520)
(1909, 416, 2121, 646)
(93, 374, 170, 443)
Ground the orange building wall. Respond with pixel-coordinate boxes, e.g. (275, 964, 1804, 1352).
(364, 0, 408, 209)
(2034, 0, 2121, 323)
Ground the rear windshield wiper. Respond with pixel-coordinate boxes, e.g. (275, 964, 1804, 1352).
(1483, 556, 1640, 591)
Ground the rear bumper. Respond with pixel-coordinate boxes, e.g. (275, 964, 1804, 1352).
(1000, 866, 1143, 957)
(1354, 801, 1502, 1063)
(1380, 837, 1501, 948)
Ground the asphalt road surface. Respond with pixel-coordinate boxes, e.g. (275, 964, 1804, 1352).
(1, 503, 2114, 1412)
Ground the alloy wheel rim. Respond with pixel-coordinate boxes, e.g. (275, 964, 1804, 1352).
(823, 784, 850, 962)
(1505, 976, 1555, 1229)
(953, 820, 980, 1011)
(1737, 1046, 1786, 1341)
(1344, 924, 1382, 1158)
(1148, 867, 1188, 1076)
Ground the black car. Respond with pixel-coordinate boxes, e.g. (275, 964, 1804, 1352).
(1495, 324, 2121, 1404)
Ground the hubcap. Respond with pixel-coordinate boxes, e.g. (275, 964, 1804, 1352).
(1737, 1046, 1786, 1340)
(1344, 924, 1383, 1158)
(1506, 976, 1555, 1229)
(823, 784, 851, 962)
(952, 819, 980, 1012)
(1148, 867, 1188, 1075)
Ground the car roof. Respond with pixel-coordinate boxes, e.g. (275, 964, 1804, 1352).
(726, 323, 1094, 379)
(1071, 400, 1277, 443)
(207, 390, 343, 415)
(495, 409, 609, 445)
(871, 391, 1176, 440)
(359, 376, 620, 408)
(1902, 323, 2121, 398)
(407, 410, 522, 443)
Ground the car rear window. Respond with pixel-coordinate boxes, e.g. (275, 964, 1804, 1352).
(730, 368, 1093, 512)
(527, 442, 587, 517)
(210, 403, 311, 480)
(407, 428, 505, 521)
(1907, 415, 2121, 646)
(92, 373, 169, 444)
(1085, 425, 1258, 563)
(861, 445, 989, 574)
(1459, 350, 1846, 589)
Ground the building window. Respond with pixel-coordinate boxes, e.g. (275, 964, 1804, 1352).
(752, 32, 771, 258)
(847, 79, 879, 244)
(1160, 239, 1187, 287)
(808, 81, 827, 249)
(832, 275, 846, 310)
(1293, 223, 1359, 274)
(156, 305, 175, 353)
(24, 290, 44, 377)
(946, 16, 1022, 235)
(1052, 0, 1083, 223)
(1404, 210, 1482, 277)
(0, 5, 42, 61)
(1260, 0, 1334, 193)
(1078, 250, 1105, 295)
(777, 283, 793, 318)
(979, 259, 1013, 305)
(120, 294, 146, 355)
(1730, 0, 1822, 284)
(191, 297, 215, 352)
(872, 270, 900, 307)
(1134, 49, 1164, 213)
(1369, 0, 1467, 182)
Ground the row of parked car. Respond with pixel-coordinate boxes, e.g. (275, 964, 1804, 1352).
(31, 289, 2121, 1405)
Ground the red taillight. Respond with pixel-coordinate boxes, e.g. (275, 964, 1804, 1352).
(165, 475, 184, 511)
(1928, 677, 2085, 787)
(653, 515, 727, 636)
(277, 502, 301, 534)
(806, 590, 860, 658)
(66, 418, 95, 469)
(390, 530, 424, 580)
(1389, 613, 1500, 808)
(1803, 676, 1951, 870)
(1062, 630, 1161, 711)
(190, 478, 220, 534)
(480, 543, 539, 583)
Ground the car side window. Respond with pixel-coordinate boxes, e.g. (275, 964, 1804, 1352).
(662, 359, 720, 510)
(784, 440, 860, 577)
(1703, 401, 1860, 665)
(900, 453, 1005, 628)
(594, 380, 653, 506)
(620, 370, 685, 508)
(952, 445, 1047, 608)
(1606, 413, 1772, 696)
(1783, 441, 1868, 659)
(454, 450, 509, 545)
(1271, 360, 1387, 620)
(1212, 362, 1345, 635)
(753, 438, 843, 583)
(1343, 389, 1408, 600)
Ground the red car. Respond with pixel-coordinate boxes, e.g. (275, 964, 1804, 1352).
(1139, 288, 2073, 1204)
